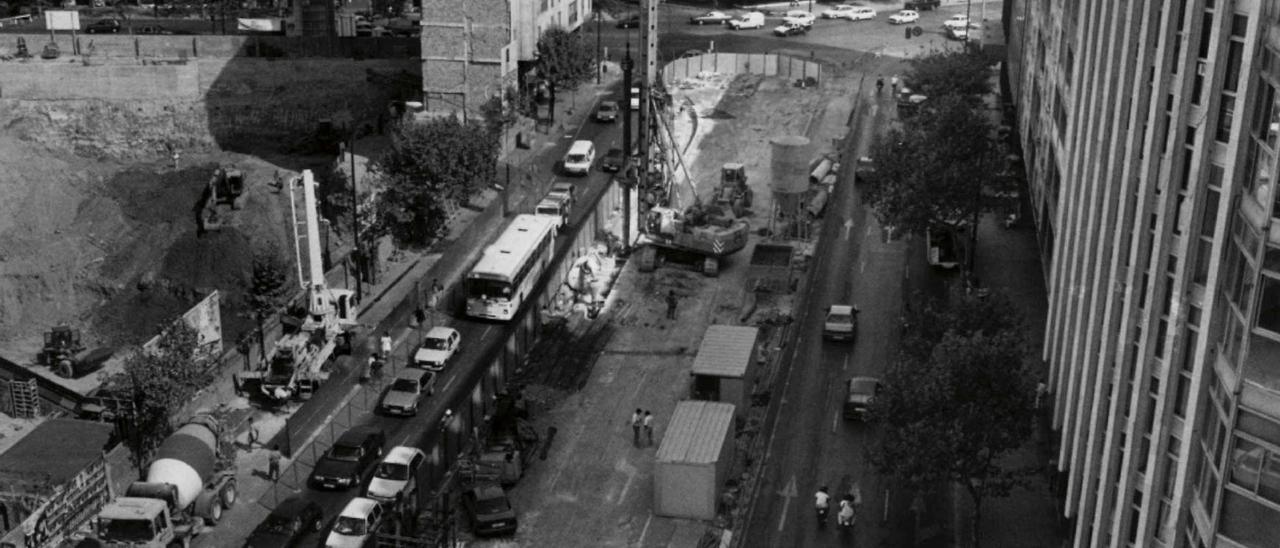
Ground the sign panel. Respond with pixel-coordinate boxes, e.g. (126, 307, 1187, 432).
(43, 10, 79, 31)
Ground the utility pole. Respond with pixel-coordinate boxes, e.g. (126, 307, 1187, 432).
(622, 44, 634, 253)
(964, 0, 972, 45)
(595, 10, 603, 85)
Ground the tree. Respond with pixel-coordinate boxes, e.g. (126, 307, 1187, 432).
(101, 319, 213, 474)
(245, 242, 291, 361)
(901, 288, 1024, 361)
(372, 116, 498, 248)
(905, 48, 994, 99)
(863, 94, 1009, 273)
(870, 329, 1036, 548)
(536, 26, 596, 125)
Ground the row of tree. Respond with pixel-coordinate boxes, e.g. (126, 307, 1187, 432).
(864, 48, 1037, 548)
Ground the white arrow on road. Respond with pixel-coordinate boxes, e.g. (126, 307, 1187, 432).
(844, 218, 854, 240)
(777, 474, 799, 532)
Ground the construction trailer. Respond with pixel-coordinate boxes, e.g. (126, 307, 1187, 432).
(653, 401, 736, 520)
(689, 325, 759, 413)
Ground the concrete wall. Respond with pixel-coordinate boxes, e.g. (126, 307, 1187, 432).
(0, 33, 418, 59)
(0, 62, 199, 100)
(663, 53, 823, 86)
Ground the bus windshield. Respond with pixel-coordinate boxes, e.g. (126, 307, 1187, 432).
(468, 279, 513, 300)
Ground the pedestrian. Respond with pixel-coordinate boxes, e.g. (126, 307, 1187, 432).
(267, 444, 282, 481)
(665, 290, 678, 319)
(380, 331, 392, 362)
(631, 409, 643, 447)
(890, 74, 900, 92)
(429, 278, 443, 310)
(875, 77, 884, 95)
(643, 410, 654, 446)
(246, 418, 259, 448)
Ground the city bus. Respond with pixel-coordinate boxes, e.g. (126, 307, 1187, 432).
(465, 214, 558, 321)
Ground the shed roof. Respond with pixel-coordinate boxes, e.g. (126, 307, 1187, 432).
(0, 419, 113, 485)
(690, 325, 758, 378)
(656, 401, 736, 465)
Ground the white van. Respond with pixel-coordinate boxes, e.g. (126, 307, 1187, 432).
(563, 140, 595, 175)
(728, 11, 765, 30)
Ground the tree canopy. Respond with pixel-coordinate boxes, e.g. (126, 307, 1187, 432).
(536, 26, 596, 124)
(905, 48, 994, 99)
(870, 292, 1037, 548)
(863, 94, 1005, 236)
(102, 319, 214, 473)
(245, 241, 291, 359)
(372, 115, 498, 248)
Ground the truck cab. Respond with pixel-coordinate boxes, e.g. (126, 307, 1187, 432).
(94, 497, 181, 547)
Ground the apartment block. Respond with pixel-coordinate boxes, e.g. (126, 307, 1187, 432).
(1010, 0, 1280, 546)
(420, 0, 592, 118)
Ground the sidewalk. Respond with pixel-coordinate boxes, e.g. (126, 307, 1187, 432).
(186, 71, 623, 547)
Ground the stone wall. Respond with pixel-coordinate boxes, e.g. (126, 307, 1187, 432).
(0, 33, 418, 59)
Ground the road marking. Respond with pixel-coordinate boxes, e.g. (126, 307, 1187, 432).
(864, 223, 873, 238)
(844, 218, 853, 240)
(843, 354, 849, 373)
(777, 474, 798, 532)
(441, 375, 456, 393)
(637, 513, 654, 545)
(860, 257, 866, 274)
(831, 407, 839, 433)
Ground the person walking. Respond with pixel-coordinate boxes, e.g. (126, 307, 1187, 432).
(428, 278, 443, 311)
(267, 445, 282, 481)
(890, 74, 900, 93)
(631, 409, 643, 447)
(665, 290, 678, 320)
(643, 410, 655, 446)
(246, 418, 259, 448)
(379, 331, 392, 364)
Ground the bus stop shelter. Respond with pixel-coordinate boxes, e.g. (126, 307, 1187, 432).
(690, 325, 759, 411)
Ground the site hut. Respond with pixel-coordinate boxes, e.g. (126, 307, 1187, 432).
(653, 401, 737, 520)
(0, 419, 117, 547)
(689, 325, 759, 412)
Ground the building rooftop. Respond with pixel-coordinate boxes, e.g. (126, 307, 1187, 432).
(0, 419, 113, 485)
(656, 400, 736, 465)
(690, 325, 758, 378)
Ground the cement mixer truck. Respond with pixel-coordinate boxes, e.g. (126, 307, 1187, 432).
(88, 414, 236, 547)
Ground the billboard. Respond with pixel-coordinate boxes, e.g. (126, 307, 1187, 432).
(142, 290, 224, 359)
(43, 10, 79, 31)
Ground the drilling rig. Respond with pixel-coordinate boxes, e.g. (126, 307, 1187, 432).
(627, 0, 750, 277)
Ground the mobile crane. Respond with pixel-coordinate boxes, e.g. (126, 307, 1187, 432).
(236, 170, 357, 404)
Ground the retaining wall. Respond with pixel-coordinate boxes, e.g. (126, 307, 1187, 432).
(0, 33, 419, 59)
(663, 53, 823, 86)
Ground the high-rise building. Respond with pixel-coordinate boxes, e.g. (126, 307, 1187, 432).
(1009, 0, 1280, 546)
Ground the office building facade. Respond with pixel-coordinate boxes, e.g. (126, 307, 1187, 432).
(1010, 0, 1280, 546)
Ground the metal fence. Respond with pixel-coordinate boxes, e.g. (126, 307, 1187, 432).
(663, 53, 823, 87)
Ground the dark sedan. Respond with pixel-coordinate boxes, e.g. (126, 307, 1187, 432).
(309, 426, 385, 490)
(689, 10, 734, 25)
(463, 483, 518, 536)
(601, 148, 625, 172)
(244, 496, 324, 548)
(84, 19, 122, 33)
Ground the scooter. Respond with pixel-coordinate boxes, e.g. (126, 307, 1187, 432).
(816, 504, 829, 528)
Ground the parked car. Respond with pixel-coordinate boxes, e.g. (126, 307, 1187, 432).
(463, 483, 518, 536)
(946, 26, 969, 40)
(904, 0, 941, 10)
(888, 10, 919, 24)
(782, 10, 816, 29)
(135, 24, 175, 34)
(773, 21, 808, 36)
(325, 498, 385, 548)
(943, 14, 971, 29)
(823, 5, 876, 20)
(366, 446, 427, 507)
(549, 181, 577, 207)
(534, 194, 572, 232)
(823, 304, 858, 341)
(728, 11, 765, 30)
(244, 496, 324, 548)
(379, 368, 436, 417)
(843, 377, 882, 421)
(84, 19, 121, 33)
(690, 10, 733, 25)
(679, 48, 706, 59)
(615, 13, 640, 28)
(601, 147, 626, 172)
(595, 100, 619, 123)
(413, 326, 460, 371)
(309, 426, 385, 490)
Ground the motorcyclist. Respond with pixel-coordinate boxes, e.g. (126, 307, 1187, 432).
(815, 486, 831, 523)
(875, 77, 884, 95)
(838, 494, 856, 527)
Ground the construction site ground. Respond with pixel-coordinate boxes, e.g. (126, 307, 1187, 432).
(468, 61, 877, 546)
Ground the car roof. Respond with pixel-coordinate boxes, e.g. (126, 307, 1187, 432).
(424, 326, 457, 339)
(828, 304, 855, 315)
(569, 140, 593, 153)
(848, 377, 881, 394)
(337, 425, 382, 445)
(273, 496, 316, 518)
(551, 181, 575, 190)
(383, 445, 425, 465)
(599, 100, 618, 107)
(340, 497, 379, 518)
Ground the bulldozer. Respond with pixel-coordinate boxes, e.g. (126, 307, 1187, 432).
(38, 325, 113, 379)
(712, 163, 753, 218)
(199, 166, 248, 232)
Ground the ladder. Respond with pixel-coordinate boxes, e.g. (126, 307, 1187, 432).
(9, 378, 40, 418)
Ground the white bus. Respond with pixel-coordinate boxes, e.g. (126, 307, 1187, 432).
(465, 214, 558, 321)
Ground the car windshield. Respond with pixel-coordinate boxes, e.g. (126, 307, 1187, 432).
(422, 337, 449, 350)
(599, 103, 617, 112)
(391, 379, 419, 392)
(475, 496, 511, 514)
(568, 154, 587, 163)
(376, 462, 410, 480)
(98, 518, 154, 542)
(851, 380, 878, 395)
(537, 205, 559, 216)
(333, 515, 367, 535)
(329, 444, 362, 461)
(828, 313, 852, 324)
